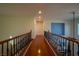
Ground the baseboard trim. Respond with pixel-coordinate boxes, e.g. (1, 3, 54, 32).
(44, 37, 58, 56)
(22, 40, 33, 56)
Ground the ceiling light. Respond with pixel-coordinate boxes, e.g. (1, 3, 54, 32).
(38, 10, 42, 14)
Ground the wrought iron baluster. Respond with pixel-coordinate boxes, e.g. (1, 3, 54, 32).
(2, 43, 3, 56)
(13, 39, 15, 55)
(68, 41, 71, 56)
(16, 38, 17, 55)
(77, 44, 79, 56)
(10, 42, 12, 56)
(7, 41, 9, 56)
(72, 42, 74, 56)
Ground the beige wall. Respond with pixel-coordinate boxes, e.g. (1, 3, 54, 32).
(0, 15, 34, 40)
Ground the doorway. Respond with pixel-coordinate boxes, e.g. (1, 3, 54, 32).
(34, 19, 44, 37)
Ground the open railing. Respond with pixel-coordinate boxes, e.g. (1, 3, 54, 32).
(44, 31, 79, 56)
(0, 31, 32, 56)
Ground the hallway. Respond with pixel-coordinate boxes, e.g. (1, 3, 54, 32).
(0, 4, 79, 56)
(25, 35, 55, 56)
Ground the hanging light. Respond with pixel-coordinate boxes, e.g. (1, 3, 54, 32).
(38, 10, 42, 14)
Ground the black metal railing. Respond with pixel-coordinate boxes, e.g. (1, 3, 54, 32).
(0, 31, 32, 56)
(44, 31, 79, 56)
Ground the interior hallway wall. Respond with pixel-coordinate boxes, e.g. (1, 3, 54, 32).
(44, 19, 72, 37)
(75, 18, 79, 39)
(0, 15, 34, 41)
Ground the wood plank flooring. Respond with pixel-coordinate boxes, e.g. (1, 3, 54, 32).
(25, 35, 55, 56)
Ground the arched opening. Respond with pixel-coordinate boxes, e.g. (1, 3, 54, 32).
(34, 11, 44, 37)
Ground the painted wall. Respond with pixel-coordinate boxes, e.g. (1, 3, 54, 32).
(0, 14, 73, 41)
(75, 18, 79, 39)
(0, 15, 34, 41)
(68, 17, 79, 39)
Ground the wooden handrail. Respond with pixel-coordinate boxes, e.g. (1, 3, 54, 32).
(48, 32, 79, 44)
(0, 31, 31, 44)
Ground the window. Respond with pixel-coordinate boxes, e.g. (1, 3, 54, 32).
(78, 23, 79, 35)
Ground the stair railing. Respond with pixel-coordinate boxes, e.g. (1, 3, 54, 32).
(44, 31, 79, 56)
(0, 31, 32, 56)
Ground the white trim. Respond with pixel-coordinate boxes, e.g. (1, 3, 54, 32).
(44, 37, 57, 56)
(23, 41, 33, 56)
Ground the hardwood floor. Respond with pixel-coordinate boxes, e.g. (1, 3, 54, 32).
(25, 35, 55, 56)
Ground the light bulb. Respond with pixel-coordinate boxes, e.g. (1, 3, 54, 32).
(9, 36, 12, 39)
(38, 10, 42, 14)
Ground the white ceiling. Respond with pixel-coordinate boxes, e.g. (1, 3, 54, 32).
(0, 3, 79, 20)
